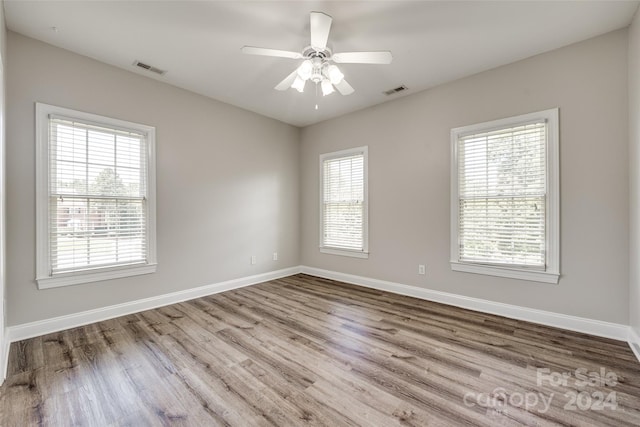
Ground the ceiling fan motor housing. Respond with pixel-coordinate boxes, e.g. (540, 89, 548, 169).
(303, 46, 331, 60)
(301, 47, 334, 84)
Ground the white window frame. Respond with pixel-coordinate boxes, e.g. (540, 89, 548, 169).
(319, 146, 369, 259)
(450, 108, 560, 284)
(36, 103, 157, 289)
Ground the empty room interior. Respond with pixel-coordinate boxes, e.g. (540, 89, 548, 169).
(1, 0, 640, 425)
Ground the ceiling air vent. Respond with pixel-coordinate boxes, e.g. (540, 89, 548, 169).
(383, 85, 408, 96)
(133, 60, 167, 76)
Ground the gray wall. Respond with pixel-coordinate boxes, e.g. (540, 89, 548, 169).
(630, 9, 640, 336)
(5, 27, 634, 328)
(1, 0, 7, 363)
(301, 29, 630, 324)
(6, 32, 300, 325)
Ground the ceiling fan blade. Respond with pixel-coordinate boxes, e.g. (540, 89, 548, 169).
(274, 69, 299, 91)
(333, 51, 393, 64)
(241, 46, 303, 59)
(310, 12, 332, 51)
(335, 79, 355, 96)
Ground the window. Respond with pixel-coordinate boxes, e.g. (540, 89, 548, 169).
(36, 103, 156, 289)
(450, 109, 559, 283)
(320, 147, 368, 258)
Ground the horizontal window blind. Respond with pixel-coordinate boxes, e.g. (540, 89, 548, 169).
(322, 153, 365, 251)
(48, 116, 149, 274)
(457, 121, 547, 268)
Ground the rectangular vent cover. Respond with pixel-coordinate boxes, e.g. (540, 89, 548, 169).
(133, 60, 167, 76)
(383, 85, 408, 96)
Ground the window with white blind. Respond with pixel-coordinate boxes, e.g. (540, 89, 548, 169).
(319, 147, 368, 258)
(450, 109, 559, 283)
(36, 103, 157, 289)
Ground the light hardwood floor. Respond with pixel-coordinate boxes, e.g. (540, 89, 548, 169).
(1, 274, 639, 426)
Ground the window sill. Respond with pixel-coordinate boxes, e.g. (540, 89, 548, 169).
(36, 263, 157, 289)
(450, 261, 559, 284)
(320, 247, 369, 259)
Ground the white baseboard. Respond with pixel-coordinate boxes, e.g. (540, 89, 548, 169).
(300, 266, 632, 343)
(5, 264, 639, 378)
(629, 327, 640, 362)
(1, 327, 8, 382)
(7, 266, 302, 344)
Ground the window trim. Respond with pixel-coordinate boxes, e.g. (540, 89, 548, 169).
(35, 103, 157, 289)
(450, 108, 560, 284)
(319, 146, 369, 259)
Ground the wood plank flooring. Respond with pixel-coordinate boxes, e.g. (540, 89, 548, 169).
(1, 274, 639, 426)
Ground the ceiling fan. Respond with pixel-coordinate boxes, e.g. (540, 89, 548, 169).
(241, 11, 392, 96)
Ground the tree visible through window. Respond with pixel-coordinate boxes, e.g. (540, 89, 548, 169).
(450, 109, 559, 283)
(36, 103, 157, 288)
(457, 122, 546, 267)
(320, 147, 368, 258)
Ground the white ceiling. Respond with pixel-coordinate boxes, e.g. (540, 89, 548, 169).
(5, 1, 639, 127)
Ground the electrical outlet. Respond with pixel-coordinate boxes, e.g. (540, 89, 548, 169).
(418, 264, 426, 275)
(273, 252, 278, 261)
(251, 255, 257, 265)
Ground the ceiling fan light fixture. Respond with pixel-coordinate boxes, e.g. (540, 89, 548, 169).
(311, 68, 324, 83)
(327, 65, 344, 85)
(297, 59, 313, 80)
(291, 76, 306, 92)
(321, 79, 334, 96)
